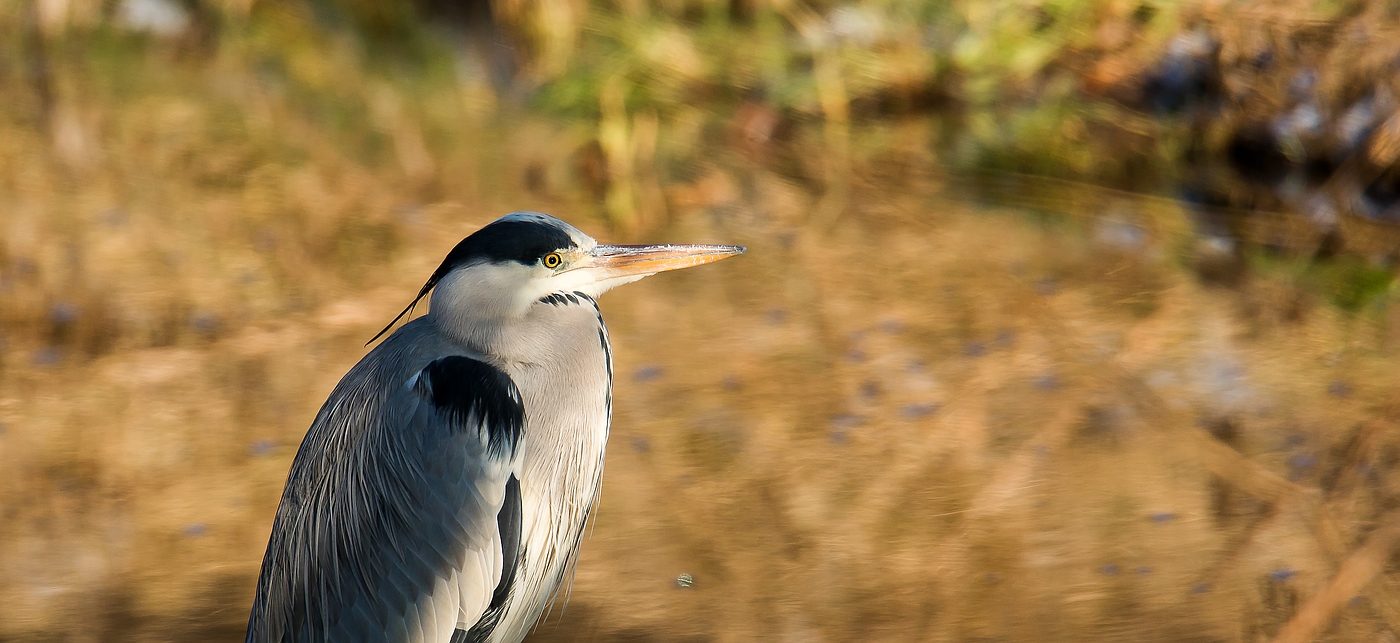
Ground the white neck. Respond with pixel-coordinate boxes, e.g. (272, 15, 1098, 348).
(426, 260, 644, 360)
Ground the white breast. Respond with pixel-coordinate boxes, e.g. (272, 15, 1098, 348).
(488, 294, 612, 643)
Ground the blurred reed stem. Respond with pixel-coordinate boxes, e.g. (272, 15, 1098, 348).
(599, 74, 639, 228)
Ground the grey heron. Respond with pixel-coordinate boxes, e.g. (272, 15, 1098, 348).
(246, 212, 744, 642)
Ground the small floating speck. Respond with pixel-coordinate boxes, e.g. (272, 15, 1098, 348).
(963, 342, 986, 357)
(830, 415, 862, 429)
(32, 347, 62, 367)
(1270, 568, 1296, 582)
(1327, 381, 1352, 397)
(630, 437, 651, 453)
(1287, 454, 1317, 481)
(675, 573, 694, 589)
(101, 207, 129, 228)
(845, 349, 866, 363)
(633, 365, 663, 382)
(994, 330, 1016, 347)
(1192, 583, 1210, 594)
(766, 309, 787, 325)
(190, 312, 220, 334)
(1095, 219, 1145, 249)
(49, 303, 78, 325)
(184, 523, 207, 538)
(250, 440, 275, 457)
(1034, 374, 1059, 391)
(1136, 566, 1152, 575)
(396, 203, 424, 226)
(1145, 370, 1177, 389)
(1100, 564, 1120, 576)
(1034, 278, 1059, 296)
(901, 403, 939, 419)
(721, 376, 741, 391)
(1149, 512, 1177, 524)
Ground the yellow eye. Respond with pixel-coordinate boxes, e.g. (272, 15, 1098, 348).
(543, 253, 562, 269)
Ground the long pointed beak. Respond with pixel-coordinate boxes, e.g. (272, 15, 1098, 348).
(586, 243, 746, 278)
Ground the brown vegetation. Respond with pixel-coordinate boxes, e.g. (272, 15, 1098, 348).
(5, 0, 1400, 641)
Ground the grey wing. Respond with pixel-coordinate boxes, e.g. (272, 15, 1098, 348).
(246, 355, 525, 643)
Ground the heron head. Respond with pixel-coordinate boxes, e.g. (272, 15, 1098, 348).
(369, 212, 744, 344)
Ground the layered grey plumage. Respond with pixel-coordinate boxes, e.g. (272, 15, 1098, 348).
(247, 212, 742, 643)
(246, 322, 526, 642)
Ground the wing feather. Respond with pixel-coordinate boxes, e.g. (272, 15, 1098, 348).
(246, 342, 525, 643)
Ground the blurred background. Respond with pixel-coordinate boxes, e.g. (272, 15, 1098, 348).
(4, 0, 1400, 640)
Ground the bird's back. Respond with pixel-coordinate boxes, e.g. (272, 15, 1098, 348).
(246, 320, 521, 642)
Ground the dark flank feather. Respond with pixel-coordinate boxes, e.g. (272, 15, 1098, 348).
(454, 475, 522, 643)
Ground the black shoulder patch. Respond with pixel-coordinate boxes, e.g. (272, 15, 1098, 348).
(416, 356, 524, 458)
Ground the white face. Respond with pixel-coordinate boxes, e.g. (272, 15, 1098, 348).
(422, 212, 745, 341)
(429, 251, 643, 326)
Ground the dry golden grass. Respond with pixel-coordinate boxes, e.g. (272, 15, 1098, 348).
(4, 32, 1400, 643)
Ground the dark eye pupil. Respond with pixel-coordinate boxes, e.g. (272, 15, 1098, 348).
(545, 254, 560, 267)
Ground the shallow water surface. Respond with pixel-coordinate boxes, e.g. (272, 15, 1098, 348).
(3, 105, 1400, 642)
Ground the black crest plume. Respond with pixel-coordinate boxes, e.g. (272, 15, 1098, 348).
(366, 217, 577, 346)
(366, 269, 445, 346)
